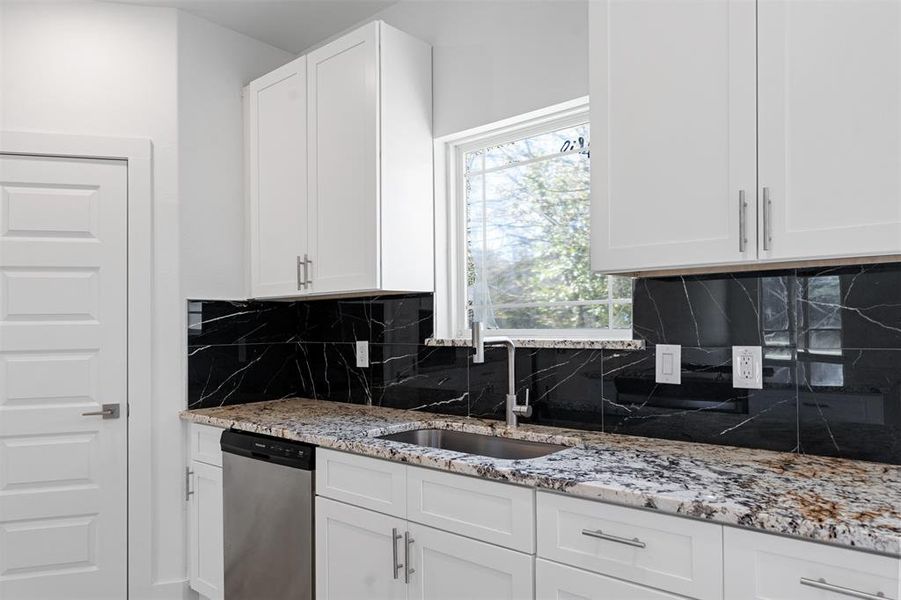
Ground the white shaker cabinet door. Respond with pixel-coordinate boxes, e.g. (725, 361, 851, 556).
(405, 522, 534, 600)
(535, 559, 687, 600)
(188, 461, 223, 600)
(724, 527, 899, 600)
(307, 22, 380, 294)
(758, 0, 901, 263)
(247, 56, 309, 298)
(315, 497, 407, 600)
(590, 0, 757, 273)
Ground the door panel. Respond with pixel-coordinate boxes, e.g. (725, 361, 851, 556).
(536, 559, 687, 600)
(0, 155, 127, 599)
(406, 522, 534, 600)
(248, 56, 308, 298)
(590, 0, 757, 273)
(307, 22, 380, 294)
(759, 0, 901, 261)
(315, 497, 407, 600)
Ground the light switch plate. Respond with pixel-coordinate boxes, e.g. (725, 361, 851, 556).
(732, 346, 762, 389)
(355, 341, 369, 368)
(655, 344, 681, 385)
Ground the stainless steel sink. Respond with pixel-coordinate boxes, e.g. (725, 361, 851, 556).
(377, 428, 566, 460)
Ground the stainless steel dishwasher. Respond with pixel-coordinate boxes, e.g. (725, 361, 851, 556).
(221, 430, 315, 600)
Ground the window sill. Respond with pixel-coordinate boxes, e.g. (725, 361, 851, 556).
(425, 337, 645, 351)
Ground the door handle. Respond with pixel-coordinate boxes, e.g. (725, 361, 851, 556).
(404, 531, 415, 583)
(81, 403, 120, 419)
(296, 256, 305, 290)
(304, 254, 313, 287)
(392, 528, 403, 580)
(762, 187, 773, 251)
(799, 577, 892, 600)
(581, 528, 647, 548)
(738, 190, 748, 253)
(185, 467, 194, 501)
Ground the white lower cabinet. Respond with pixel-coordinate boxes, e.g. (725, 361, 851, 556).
(724, 527, 900, 600)
(406, 522, 533, 600)
(315, 497, 407, 600)
(188, 445, 900, 600)
(535, 559, 686, 600)
(536, 491, 723, 600)
(186, 423, 225, 600)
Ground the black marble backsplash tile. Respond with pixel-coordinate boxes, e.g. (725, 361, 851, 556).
(187, 262, 901, 464)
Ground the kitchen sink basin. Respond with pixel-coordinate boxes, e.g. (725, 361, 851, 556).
(377, 428, 566, 460)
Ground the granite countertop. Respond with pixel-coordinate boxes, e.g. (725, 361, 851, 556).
(180, 398, 901, 557)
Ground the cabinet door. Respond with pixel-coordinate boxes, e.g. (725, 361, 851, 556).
(723, 527, 899, 600)
(758, 0, 901, 262)
(247, 56, 308, 298)
(189, 461, 223, 600)
(589, 0, 757, 273)
(307, 22, 380, 294)
(406, 522, 533, 600)
(315, 497, 407, 600)
(536, 559, 687, 600)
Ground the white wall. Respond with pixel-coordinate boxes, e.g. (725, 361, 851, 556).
(372, 0, 588, 136)
(0, 2, 288, 597)
(178, 11, 292, 300)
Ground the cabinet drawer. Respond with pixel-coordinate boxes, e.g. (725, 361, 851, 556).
(536, 492, 723, 600)
(724, 527, 900, 600)
(406, 465, 534, 552)
(189, 423, 224, 467)
(536, 559, 686, 600)
(316, 449, 406, 517)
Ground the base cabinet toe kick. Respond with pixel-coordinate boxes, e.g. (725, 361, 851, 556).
(312, 449, 900, 600)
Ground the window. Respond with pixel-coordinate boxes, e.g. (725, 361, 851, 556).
(435, 99, 632, 340)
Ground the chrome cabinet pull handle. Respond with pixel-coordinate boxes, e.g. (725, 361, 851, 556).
(763, 187, 773, 251)
(581, 528, 646, 549)
(404, 531, 415, 583)
(81, 403, 120, 419)
(185, 467, 194, 501)
(392, 528, 403, 580)
(304, 254, 312, 286)
(799, 577, 891, 600)
(296, 256, 304, 290)
(738, 189, 748, 253)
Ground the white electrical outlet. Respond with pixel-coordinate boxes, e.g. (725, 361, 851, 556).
(655, 344, 681, 385)
(732, 346, 762, 389)
(355, 341, 369, 368)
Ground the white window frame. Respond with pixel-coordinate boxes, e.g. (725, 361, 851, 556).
(432, 96, 633, 341)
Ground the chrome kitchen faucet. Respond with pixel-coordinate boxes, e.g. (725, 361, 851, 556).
(471, 321, 532, 428)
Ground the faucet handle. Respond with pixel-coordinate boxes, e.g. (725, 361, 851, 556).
(514, 388, 533, 418)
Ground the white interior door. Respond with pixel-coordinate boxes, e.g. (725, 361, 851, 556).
(589, 0, 757, 273)
(307, 22, 380, 294)
(758, 0, 901, 262)
(0, 155, 128, 599)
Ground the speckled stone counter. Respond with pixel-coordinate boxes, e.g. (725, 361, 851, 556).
(180, 397, 901, 556)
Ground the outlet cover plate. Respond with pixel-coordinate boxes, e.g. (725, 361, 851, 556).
(655, 344, 681, 385)
(355, 341, 369, 368)
(732, 346, 762, 389)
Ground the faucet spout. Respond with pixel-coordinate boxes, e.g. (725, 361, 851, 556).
(470, 321, 532, 428)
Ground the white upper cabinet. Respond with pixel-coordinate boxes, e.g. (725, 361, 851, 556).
(247, 57, 308, 298)
(758, 0, 901, 263)
(591, 0, 901, 274)
(247, 21, 433, 299)
(590, 0, 757, 273)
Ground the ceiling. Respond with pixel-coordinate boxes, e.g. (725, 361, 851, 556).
(108, 0, 398, 54)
